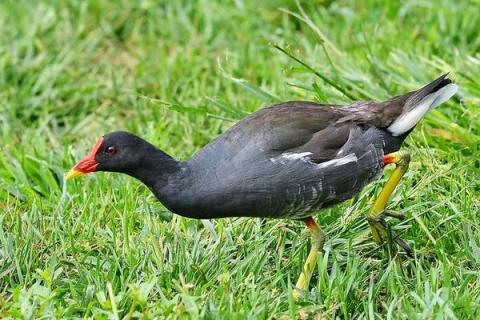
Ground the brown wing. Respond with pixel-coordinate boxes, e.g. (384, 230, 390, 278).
(248, 101, 371, 163)
(191, 100, 391, 166)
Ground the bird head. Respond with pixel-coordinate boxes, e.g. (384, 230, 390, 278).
(66, 131, 153, 179)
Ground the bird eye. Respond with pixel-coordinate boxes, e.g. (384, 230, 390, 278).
(106, 146, 116, 155)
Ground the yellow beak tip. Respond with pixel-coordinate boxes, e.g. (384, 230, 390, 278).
(65, 169, 84, 180)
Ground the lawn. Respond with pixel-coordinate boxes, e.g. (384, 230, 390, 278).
(0, 0, 479, 318)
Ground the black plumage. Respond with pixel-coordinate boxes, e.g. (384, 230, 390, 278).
(67, 74, 458, 298)
(68, 74, 456, 221)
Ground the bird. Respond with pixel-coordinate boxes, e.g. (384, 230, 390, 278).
(66, 74, 457, 299)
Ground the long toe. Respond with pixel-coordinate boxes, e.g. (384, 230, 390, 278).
(383, 210, 406, 221)
(368, 216, 412, 257)
(394, 237, 414, 257)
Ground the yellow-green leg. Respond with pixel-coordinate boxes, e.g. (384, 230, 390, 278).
(368, 150, 413, 256)
(293, 217, 324, 299)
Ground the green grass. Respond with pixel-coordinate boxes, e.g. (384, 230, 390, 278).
(0, 0, 479, 318)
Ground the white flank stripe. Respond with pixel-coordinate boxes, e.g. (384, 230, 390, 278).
(270, 152, 312, 164)
(317, 153, 358, 168)
(281, 152, 313, 160)
(270, 152, 357, 168)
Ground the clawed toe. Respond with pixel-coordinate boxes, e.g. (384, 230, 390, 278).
(367, 214, 412, 257)
(383, 210, 405, 221)
(393, 236, 413, 257)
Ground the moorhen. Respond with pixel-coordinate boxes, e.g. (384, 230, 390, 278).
(67, 74, 457, 298)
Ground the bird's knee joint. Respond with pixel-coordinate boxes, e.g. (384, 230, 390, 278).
(367, 216, 382, 224)
(384, 151, 411, 167)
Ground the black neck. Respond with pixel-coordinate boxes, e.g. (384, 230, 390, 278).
(126, 147, 181, 189)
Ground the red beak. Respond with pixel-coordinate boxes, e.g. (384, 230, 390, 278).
(66, 137, 104, 180)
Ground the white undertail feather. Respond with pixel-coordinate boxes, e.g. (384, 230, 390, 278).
(388, 83, 458, 136)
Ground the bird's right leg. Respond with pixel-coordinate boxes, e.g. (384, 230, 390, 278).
(368, 150, 413, 256)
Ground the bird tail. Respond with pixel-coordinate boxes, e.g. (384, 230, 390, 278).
(387, 74, 458, 136)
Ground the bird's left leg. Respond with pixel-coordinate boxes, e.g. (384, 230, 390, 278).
(293, 217, 324, 299)
(368, 150, 413, 256)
